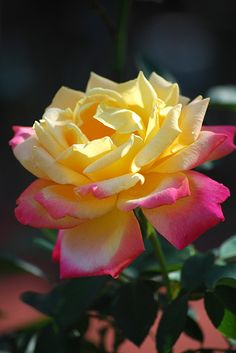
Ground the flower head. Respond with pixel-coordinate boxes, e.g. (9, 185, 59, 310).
(10, 72, 236, 278)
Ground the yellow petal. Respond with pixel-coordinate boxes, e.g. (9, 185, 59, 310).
(94, 104, 144, 134)
(117, 72, 157, 124)
(152, 131, 225, 173)
(56, 137, 115, 172)
(179, 96, 209, 144)
(77, 173, 145, 198)
(32, 146, 89, 185)
(34, 121, 64, 158)
(13, 135, 48, 178)
(86, 72, 118, 91)
(149, 72, 179, 106)
(36, 183, 116, 219)
(48, 86, 84, 110)
(132, 104, 182, 171)
(84, 134, 143, 181)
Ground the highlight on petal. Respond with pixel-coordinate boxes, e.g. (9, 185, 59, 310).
(84, 134, 143, 181)
(94, 104, 144, 134)
(56, 137, 115, 173)
(179, 96, 210, 144)
(35, 183, 116, 219)
(15, 180, 80, 229)
(202, 125, 236, 160)
(132, 104, 182, 171)
(12, 135, 48, 179)
(149, 72, 179, 106)
(48, 86, 84, 110)
(77, 173, 145, 199)
(9, 126, 34, 149)
(152, 131, 226, 173)
(32, 146, 89, 185)
(118, 172, 190, 211)
(59, 208, 144, 278)
(143, 171, 230, 249)
(117, 71, 157, 124)
(86, 72, 118, 92)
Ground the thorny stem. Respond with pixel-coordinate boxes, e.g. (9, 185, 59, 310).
(149, 231, 173, 301)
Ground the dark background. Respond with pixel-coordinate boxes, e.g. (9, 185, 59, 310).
(1, 0, 236, 270)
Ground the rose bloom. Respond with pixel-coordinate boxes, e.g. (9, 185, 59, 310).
(10, 72, 236, 278)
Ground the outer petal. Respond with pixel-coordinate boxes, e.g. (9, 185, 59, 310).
(32, 146, 89, 185)
(118, 172, 190, 211)
(15, 180, 81, 229)
(77, 173, 145, 198)
(59, 208, 144, 278)
(149, 72, 179, 106)
(9, 126, 34, 149)
(179, 96, 210, 144)
(12, 134, 48, 179)
(202, 125, 236, 160)
(86, 72, 118, 92)
(143, 171, 230, 249)
(48, 86, 84, 110)
(152, 131, 226, 173)
(35, 184, 116, 219)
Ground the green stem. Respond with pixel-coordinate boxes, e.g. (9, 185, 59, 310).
(149, 231, 173, 301)
(113, 0, 132, 80)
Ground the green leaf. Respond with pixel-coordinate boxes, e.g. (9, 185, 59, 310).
(204, 291, 236, 339)
(22, 277, 108, 330)
(219, 235, 236, 262)
(112, 281, 158, 346)
(181, 253, 215, 291)
(156, 294, 188, 353)
(184, 315, 204, 343)
(205, 264, 236, 289)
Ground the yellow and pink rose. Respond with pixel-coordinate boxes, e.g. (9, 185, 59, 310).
(10, 72, 236, 278)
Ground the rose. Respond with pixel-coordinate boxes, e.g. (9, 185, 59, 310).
(10, 72, 236, 278)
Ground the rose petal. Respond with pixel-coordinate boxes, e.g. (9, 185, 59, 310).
(12, 134, 48, 179)
(117, 72, 157, 124)
(35, 184, 116, 219)
(152, 131, 226, 173)
(48, 86, 84, 110)
(56, 137, 115, 173)
(202, 125, 236, 160)
(84, 134, 143, 181)
(86, 72, 118, 92)
(77, 173, 145, 199)
(59, 208, 144, 278)
(149, 72, 179, 106)
(179, 96, 210, 144)
(94, 104, 144, 134)
(118, 172, 190, 211)
(32, 146, 89, 185)
(9, 126, 34, 149)
(143, 171, 230, 249)
(15, 180, 80, 229)
(132, 104, 182, 171)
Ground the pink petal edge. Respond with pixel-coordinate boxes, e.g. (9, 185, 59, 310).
(9, 126, 34, 149)
(143, 171, 230, 249)
(202, 125, 236, 160)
